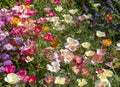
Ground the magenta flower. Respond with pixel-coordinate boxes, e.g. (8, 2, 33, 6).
(34, 26, 42, 33)
(73, 54, 84, 66)
(53, 0, 61, 4)
(17, 69, 27, 80)
(5, 65, 16, 73)
(22, 76, 29, 82)
(25, 0, 32, 5)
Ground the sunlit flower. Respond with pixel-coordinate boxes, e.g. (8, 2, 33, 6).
(81, 42, 91, 49)
(44, 75, 54, 85)
(77, 79, 87, 87)
(85, 50, 95, 57)
(72, 66, 80, 75)
(60, 49, 74, 63)
(95, 79, 111, 87)
(81, 68, 90, 76)
(54, 76, 66, 85)
(63, 14, 73, 23)
(4, 73, 20, 84)
(55, 6, 63, 12)
(25, 56, 34, 63)
(42, 26, 50, 31)
(101, 39, 112, 46)
(96, 31, 106, 37)
(47, 61, 60, 73)
(65, 37, 79, 52)
(69, 9, 78, 15)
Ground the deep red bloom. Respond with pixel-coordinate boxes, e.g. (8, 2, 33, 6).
(5, 65, 16, 73)
(73, 54, 84, 66)
(25, 0, 32, 5)
(34, 26, 42, 33)
(53, 0, 61, 4)
(25, 47, 37, 56)
(28, 76, 36, 83)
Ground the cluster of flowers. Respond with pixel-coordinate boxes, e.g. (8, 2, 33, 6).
(0, 0, 120, 86)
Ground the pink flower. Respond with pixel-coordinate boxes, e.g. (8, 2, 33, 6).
(43, 34, 54, 41)
(34, 26, 42, 33)
(53, 0, 61, 4)
(92, 53, 104, 64)
(26, 10, 37, 16)
(36, 18, 47, 24)
(44, 7, 51, 13)
(46, 12, 55, 17)
(28, 76, 36, 83)
(5, 65, 16, 73)
(24, 47, 37, 55)
(81, 68, 90, 76)
(22, 76, 29, 82)
(25, 0, 32, 5)
(16, 70, 27, 80)
(44, 75, 54, 85)
(73, 54, 84, 66)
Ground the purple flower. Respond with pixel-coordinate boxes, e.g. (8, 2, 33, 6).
(0, 53, 10, 61)
(4, 60, 13, 66)
(0, 66, 4, 73)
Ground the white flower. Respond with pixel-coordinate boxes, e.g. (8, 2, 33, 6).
(96, 31, 106, 37)
(63, 14, 73, 23)
(69, 9, 78, 15)
(50, 16, 59, 22)
(115, 43, 120, 50)
(54, 76, 66, 85)
(95, 79, 111, 87)
(65, 37, 79, 52)
(93, 3, 101, 8)
(25, 56, 34, 63)
(81, 42, 91, 49)
(55, 6, 63, 12)
(83, 14, 92, 19)
(77, 79, 87, 87)
(85, 50, 95, 57)
(4, 73, 20, 84)
(47, 61, 60, 73)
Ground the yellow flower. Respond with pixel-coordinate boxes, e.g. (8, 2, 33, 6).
(77, 79, 87, 87)
(85, 50, 95, 57)
(104, 70, 113, 77)
(113, 62, 120, 68)
(42, 26, 50, 31)
(97, 73, 107, 80)
(81, 42, 91, 49)
(101, 39, 112, 46)
(24, 5, 31, 10)
(54, 76, 66, 85)
(10, 17, 21, 25)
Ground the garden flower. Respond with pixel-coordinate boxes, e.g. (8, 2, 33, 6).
(81, 42, 91, 49)
(46, 12, 55, 17)
(4, 60, 13, 66)
(105, 14, 112, 21)
(101, 39, 112, 46)
(0, 53, 10, 61)
(64, 37, 79, 52)
(85, 50, 95, 57)
(81, 68, 90, 76)
(60, 49, 74, 63)
(25, 0, 32, 5)
(50, 16, 59, 22)
(77, 79, 87, 87)
(104, 69, 113, 77)
(115, 43, 120, 50)
(92, 53, 104, 64)
(53, 0, 61, 4)
(47, 61, 60, 73)
(69, 9, 78, 15)
(44, 7, 51, 13)
(93, 3, 101, 8)
(4, 73, 20, 84)
(3, 43, 16, 50)
(63, 14, 73, 23)
(73, 54, 84, 66)
(43, 33, 54, 41)
(72, 66, 80, 75)
(95, 79, 111, 87)
(55, 6, 63, 12)
(25, 56, 34, 63)
(28, 75, 36, 83)
(0, 66, 5, 73)
(34, 26, 42, 33)
(5, 65, 16, 73)
(44, 75, 54, 85)
(42, 26, 50, 31)
(54, 76, 66, 85)
(17, 69, 27, 80)
(96, 31, 106, 37)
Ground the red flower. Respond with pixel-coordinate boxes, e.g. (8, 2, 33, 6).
(5, 65, 16, 73)
(73, 54, 84, 66)
(28, 76, 36, 83)
(34, 26, 42, 33)
(46, 12, 55, 17)
(105, 14, 112, 21)
(43, 34, 54, 41)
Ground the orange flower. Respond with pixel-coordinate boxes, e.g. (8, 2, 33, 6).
(105, 14, 112, 21)
(24, 5, 31, 10)
(72, 66, 80, 75)
(42, 26, 50, 31)
(10, 17, 21, 25)
(101, 39, 112, 46)
(50, 38, 60, 48)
